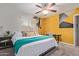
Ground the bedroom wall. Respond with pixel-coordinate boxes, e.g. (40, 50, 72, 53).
(39, 7, 79, 44)
(0, 13, 34, 37)
(0, 4, 37, 36)
(45, 14, 60, 34)
(38, 18, 46, 35)
(38, 14, 60, 35)
(59, 13, 73, 44)
(39, 14, 74, 44)
(62, 7, 79, 44)
(0, 4, 21, 36)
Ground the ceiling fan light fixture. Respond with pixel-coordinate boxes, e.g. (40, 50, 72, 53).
(42, 10, 49, 14)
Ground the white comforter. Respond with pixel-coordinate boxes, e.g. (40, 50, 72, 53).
(11, 35, 58, 56)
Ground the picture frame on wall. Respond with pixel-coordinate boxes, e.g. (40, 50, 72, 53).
(59, 13, 73, 28)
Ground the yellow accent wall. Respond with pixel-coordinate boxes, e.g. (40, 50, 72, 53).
(39, 8, 79, 44)
(38, 18, 46, 35)
(44, 14, 60, 34)
(39, 14, 74, 44)
(61, 28, 73, 44)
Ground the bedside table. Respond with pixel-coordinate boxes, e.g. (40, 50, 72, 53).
(0, 36, 13, 49)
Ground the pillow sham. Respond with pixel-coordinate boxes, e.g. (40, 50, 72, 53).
(26, 32, 36, 36)
(21, 31, 27, 37)
(21, 31, 36, 37)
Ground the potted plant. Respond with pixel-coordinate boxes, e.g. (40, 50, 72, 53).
(4, 30, 11, 37)
(6, 31, 10, 36)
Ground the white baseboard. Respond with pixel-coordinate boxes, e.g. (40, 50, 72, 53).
(59, 42, 74, 47)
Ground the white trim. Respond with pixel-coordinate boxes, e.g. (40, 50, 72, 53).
(73, 14, 76, 46)
(60, 42, 74, 46)
(73, 14, 79, 46)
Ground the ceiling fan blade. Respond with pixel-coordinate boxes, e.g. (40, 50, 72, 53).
(33, 16, 39, 19)
(44, 3, 48, 7)
(35, 10, 42, 14)
(41, 3, 45, 7)
(50, 10, 57, 12)
(36, 5, 42, 8)
(47, 3, 56, 9)
(48, 3, 56, 7)
(41, 3, 48, 8)
(51, 3, 56, 6)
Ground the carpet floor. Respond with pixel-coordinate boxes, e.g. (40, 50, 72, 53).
(0, 43, 79, 56)
(50, 43, 79, 56)
(0, 48, 14, 56)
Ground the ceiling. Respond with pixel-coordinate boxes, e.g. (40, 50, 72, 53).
(0, 3, 79, 17)
(17, 3, 79, 16)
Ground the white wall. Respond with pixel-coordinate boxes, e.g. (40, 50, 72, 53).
(0, 4, 38, 36)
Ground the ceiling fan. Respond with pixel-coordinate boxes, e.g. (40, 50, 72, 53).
(35, 3, 57, 14)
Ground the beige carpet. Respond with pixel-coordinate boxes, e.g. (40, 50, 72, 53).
(0, 48, 14, 56)
(50, 43, 79, 56)
(0, 43, 79, 56)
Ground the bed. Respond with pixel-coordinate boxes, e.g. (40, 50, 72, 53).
(11, 32, 58, 56)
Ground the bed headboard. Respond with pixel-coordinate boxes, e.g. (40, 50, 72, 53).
(21, 26, 34, 32)
(21, 25, 39, 35)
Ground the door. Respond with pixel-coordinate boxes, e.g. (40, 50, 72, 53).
(75, 15, 79, 46)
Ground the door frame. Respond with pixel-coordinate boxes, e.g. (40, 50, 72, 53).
(73, 14, 79, 46)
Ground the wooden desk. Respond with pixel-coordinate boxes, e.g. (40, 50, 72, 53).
(53, 34, 62, 44)
(46, 34, 62, 44)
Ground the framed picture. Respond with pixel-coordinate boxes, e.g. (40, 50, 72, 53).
(59, 13, 73, 28)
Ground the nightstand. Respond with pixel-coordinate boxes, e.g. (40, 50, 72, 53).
(0, 36, 13, 49)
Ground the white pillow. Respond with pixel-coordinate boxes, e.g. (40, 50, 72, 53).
(11, 31, 22, 44)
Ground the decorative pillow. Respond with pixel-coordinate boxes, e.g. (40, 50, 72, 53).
(26, 31, 36, 36)
(21, 31, 27, 37)
(21, 31, 36, 37)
